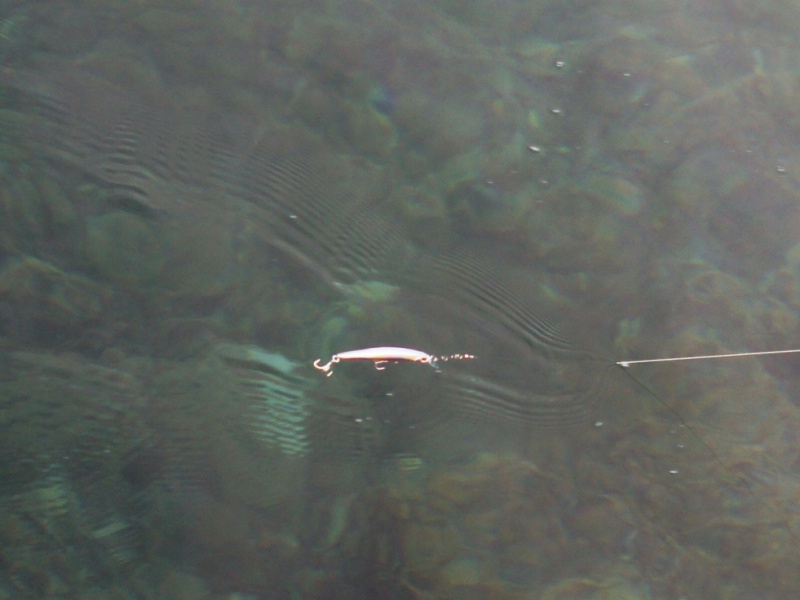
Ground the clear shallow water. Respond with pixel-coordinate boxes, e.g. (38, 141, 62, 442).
(0, 1, 799, 598)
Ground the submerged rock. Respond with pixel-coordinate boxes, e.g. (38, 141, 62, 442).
(0, 256, 108, 341)
(84, 212, 165, 286)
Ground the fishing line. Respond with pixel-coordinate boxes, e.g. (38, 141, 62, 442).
(614, 353, 800, 545)
(617, 348, 800, 367)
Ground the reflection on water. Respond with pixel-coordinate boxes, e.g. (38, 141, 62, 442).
(1, 1, 800, 598)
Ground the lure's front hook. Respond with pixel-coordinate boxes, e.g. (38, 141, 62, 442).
(313, 356, 340, 377)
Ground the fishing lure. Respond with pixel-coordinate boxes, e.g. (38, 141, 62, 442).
(313, 346, 475, 377)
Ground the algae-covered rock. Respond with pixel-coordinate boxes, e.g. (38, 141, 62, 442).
(580, 173, 644, 217)
(154, 212, 239, 297)
(390, 183, 449, 224)
(447, 177, 532, 233)
(157, 570, 210, 600)
(0, 257, 109, 341)
(85, 212, 165, 286)
(36, 177, 79, 230)
(5, 174, 44, 237)
(403, 523, 459, 577)
(346, 103, 397, 160)
(439, 556, 483, 587)
(79, 42, 165, 96)
(393, 91, 486, 164)
(135, 8, 201, 38)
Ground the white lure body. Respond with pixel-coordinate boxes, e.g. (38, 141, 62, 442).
(313, 346, 436, 376)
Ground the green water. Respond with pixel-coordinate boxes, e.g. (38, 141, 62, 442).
(0, 1, 799, 598)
